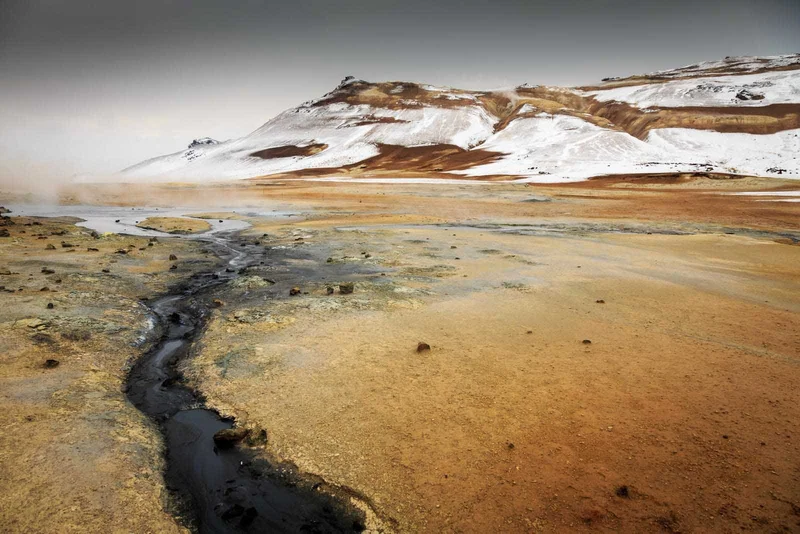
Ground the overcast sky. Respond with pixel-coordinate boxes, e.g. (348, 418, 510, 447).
(1, 0, 798, 180)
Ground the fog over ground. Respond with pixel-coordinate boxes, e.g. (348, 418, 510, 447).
(1, 0, 798, 185)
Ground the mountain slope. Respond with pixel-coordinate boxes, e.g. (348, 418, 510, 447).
(121, 55, 800, 183)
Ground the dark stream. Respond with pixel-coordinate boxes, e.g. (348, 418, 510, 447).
(125, 233, 367, 533)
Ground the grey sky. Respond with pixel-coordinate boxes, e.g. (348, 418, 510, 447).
(1, 0, 798, 180)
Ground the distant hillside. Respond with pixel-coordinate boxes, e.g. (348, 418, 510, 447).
(121, 55, 800, 183)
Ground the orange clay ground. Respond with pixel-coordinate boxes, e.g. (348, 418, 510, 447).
(2, 174, 799, 532)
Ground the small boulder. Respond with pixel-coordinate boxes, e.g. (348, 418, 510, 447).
(43, 359, 60, 369)
(582, 339, 592, 345)
(212, 299, 225, 308)
(170, 264, 178, 271)
(213, 427, 250, 447)
(41, 268, 55, 274)
(326, 286, 334, 295)
(417, 342, 431, 353)
(45, 244, 56, 250)
(289, 287, 301, 296)
(169, 254, 177, 261)
(339, 282, 355, 294)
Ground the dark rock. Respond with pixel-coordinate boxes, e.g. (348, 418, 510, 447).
(596, 299, 605, 304)
(417, 342, 431, 353)
(615, 485, 630, 498)
(326, 286, 335, 295)
(101, 268, 110, 273)
(114, 249, 127, 254)
(87, 247, 99, 252)
(45, 244, 56, 250)
(212, 299, 225, 308)
(289, 286, 301, 296)
(220, 504, 245, 521)
(0, 229, 9, 237)
(326, 257, 333, 263)
(339, 282, 355, 294)
(40, 287, 49, 292)
(170, 264, 177, 271)
(46, 302, 54, 309)
(735, 89, 765, 101)
(41, 268, 55, 274)
(213, 427, 250, 447)
(225, 268, 235, 273)
(582, 339, 592, 344)
(168, 254, 178, 261)
(43, 359, 60, 368)
(60, 242, 75, 248)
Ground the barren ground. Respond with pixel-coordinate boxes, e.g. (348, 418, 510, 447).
(1, 174, 799, 532)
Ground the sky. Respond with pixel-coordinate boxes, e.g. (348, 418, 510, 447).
(1, 0, 798, 181)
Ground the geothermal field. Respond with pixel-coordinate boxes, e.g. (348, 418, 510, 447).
(1, 39, 799, 534)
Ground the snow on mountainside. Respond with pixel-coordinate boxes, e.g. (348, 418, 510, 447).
(121, 55, 800, 183)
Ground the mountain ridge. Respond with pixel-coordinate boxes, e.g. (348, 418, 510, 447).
(120, 54, 800, 183)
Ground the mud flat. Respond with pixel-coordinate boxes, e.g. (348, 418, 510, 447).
(2, 174, 800, 532)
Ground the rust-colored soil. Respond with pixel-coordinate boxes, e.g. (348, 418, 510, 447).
(250, 143, 328, 159)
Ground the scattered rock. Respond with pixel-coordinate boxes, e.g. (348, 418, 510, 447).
(114, 249, 127, 255)
(60, 242, 75, 248)
(615, 485, 630, 498)
(289, 287, 301, 296)
(417, 342, 431, 353)
(507, 442, 515, 450)
(213, 427, 250, 447)
(596, 299, 605, 304)
(101, 268, 110, 273)
(326, 286, 334, 295)
(41, 268, 55, 274)
(46, 303, 54, 309)
(170, 264, 178, 271)
(87, 247, 99, 252)
(326, 257, 333, 263)
(0, 229, 9, 237)
(339, 282, 355, 294)
(45, 244, 56, 250)
(582, 339, 592, 344)
(212, 299, 225, 308)
(40, 287, 50, 292)
(43, 359, 60, 369)
(169, 254, 178, 261)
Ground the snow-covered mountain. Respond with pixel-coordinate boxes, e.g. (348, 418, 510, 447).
(122, 55, 800, 183)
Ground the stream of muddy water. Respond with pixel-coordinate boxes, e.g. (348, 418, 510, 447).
(127, 231, 367, 533)
(125, 230, 369, 533)
(9, 205, 368, 532)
